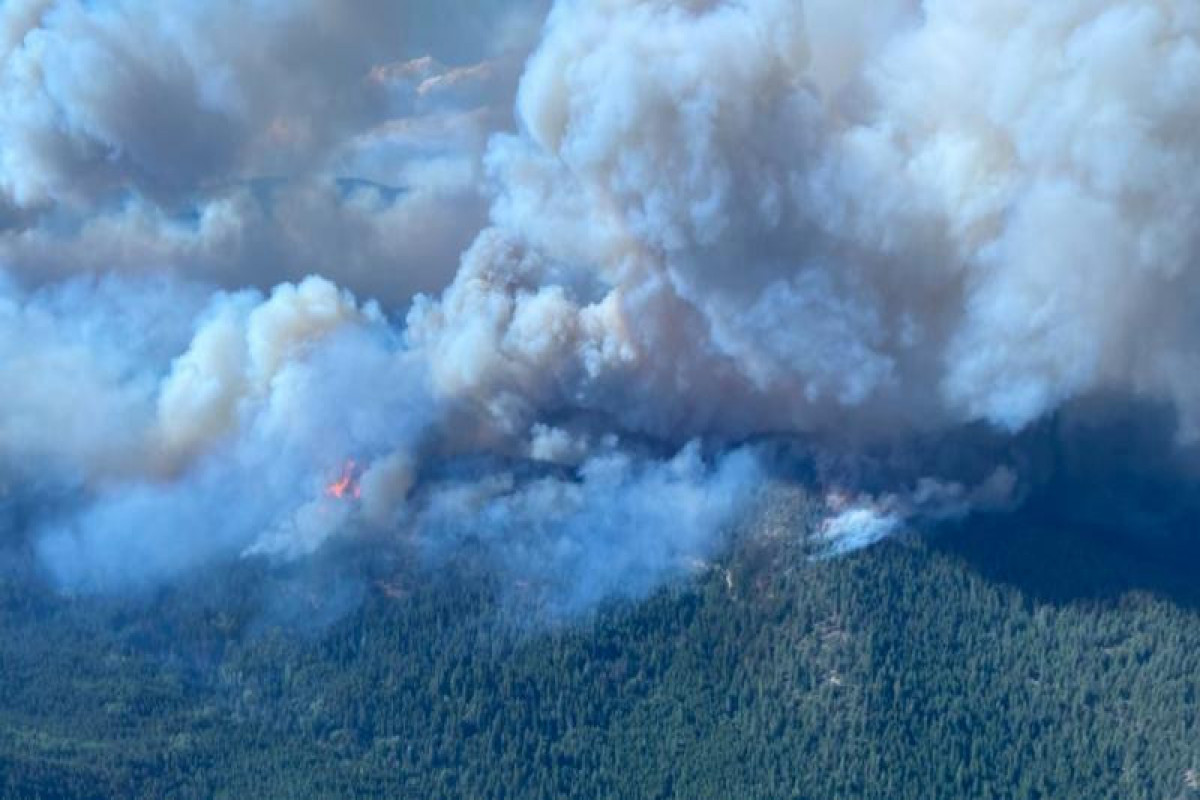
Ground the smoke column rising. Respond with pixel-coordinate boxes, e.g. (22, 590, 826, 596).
(2, 0, 1200, 611)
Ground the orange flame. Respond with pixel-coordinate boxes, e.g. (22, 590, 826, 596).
(325, 460, 362, 500)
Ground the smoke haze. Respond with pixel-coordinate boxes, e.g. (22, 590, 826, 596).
(2, 0, 1199, 614)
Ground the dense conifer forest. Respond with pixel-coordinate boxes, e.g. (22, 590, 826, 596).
(2, 513, 1199, 799)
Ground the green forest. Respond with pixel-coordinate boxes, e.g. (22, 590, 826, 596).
(2, 513, 1199, 799)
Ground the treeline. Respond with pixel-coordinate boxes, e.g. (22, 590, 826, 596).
(1, 519, 1199, 799)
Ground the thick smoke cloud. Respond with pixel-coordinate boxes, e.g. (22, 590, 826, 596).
(8, 275, 432, 586)
(417, 444, 762, 617)
(3, 0, 1200, 615)
(1, 272, 754, 609)
(0, 0, 548, 303)
(413, 0, 1200, 442)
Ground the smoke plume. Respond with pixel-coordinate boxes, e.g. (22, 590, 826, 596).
(3, 0, 1200, 614)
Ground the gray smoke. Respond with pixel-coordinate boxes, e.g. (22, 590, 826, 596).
(412, 0, 1200, 440)
(3, 0, 1200, 613)
(0, 0, 548, 303)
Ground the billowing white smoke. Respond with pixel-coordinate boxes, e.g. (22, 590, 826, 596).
(0, 0, 549, 304)
(413, 0, 1200, 441)
(2, 273, 757, 602)
(4, 275, 434, 588)
(814, 467, 1019, 556)
(417, 443, 761, 616)
(3, 0, 1200, 609)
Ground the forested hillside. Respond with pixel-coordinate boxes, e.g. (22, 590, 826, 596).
(2, 515, 1199, 800)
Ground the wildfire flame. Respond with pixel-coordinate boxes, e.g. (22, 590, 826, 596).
(325, 460, 362, 500)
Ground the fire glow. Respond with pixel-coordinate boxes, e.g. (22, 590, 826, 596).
(325, 460, 362, 500)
